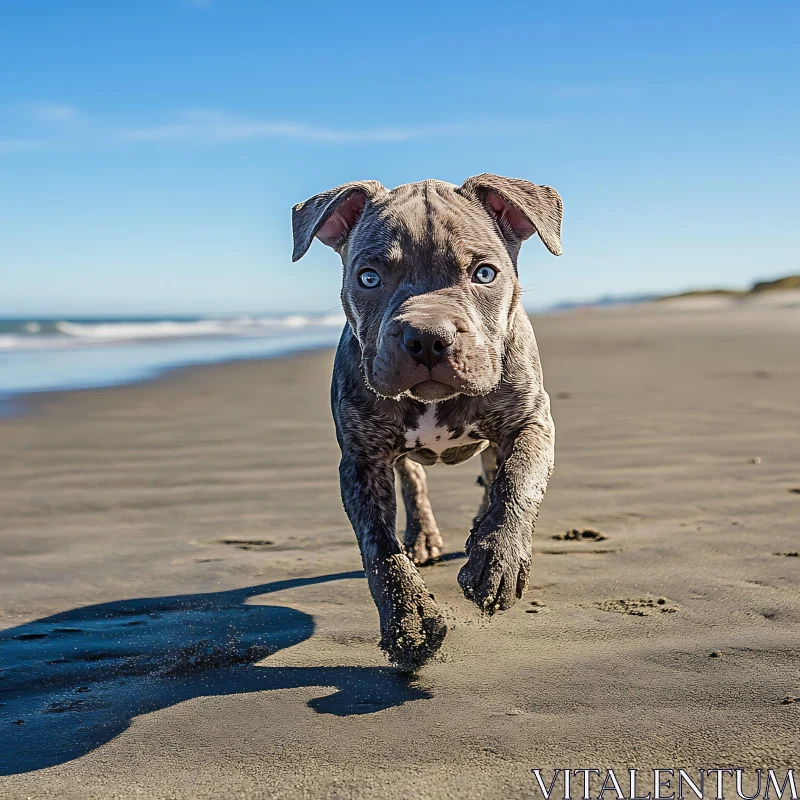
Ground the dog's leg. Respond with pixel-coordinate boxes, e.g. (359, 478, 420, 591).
(395, 456, 444, 566)
(458, 410, 555, 614)
(473, 443, 498, 528)
(340, 451, 447, 671)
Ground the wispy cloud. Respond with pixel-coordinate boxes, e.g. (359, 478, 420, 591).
(24, 103, 80, 123)
(1, 104, 536, 154)
(118, 109, 489, 145)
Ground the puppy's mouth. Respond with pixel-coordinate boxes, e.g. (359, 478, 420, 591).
(409, 379, 459, 402)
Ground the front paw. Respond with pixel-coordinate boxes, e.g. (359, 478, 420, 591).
(458, 532, 530, 613)
(404, 528, 444, 566)
(380, 593, 447, 672)
(379, 557, 447, 671)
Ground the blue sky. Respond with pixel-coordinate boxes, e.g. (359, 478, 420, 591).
(1, 0, 798, 316)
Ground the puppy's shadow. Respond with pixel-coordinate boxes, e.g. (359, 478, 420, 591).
(0, 571, 431, 775)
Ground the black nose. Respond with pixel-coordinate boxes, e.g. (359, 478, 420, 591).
(401, 325, 453, 369)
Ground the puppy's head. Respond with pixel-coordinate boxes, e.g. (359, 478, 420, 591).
(292, 175, 562, 402)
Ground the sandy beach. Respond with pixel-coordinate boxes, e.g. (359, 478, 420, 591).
(1, 305, 798, 799)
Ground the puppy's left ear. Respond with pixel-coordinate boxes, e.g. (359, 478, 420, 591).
(459, 173, 563, 257)
(291, 180, 386, 262)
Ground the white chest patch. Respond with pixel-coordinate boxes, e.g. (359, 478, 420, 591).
(404, 405, 487, 455)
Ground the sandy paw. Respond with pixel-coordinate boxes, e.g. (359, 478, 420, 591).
(458, 535, 530, 614)
(380, 593, 447, 672)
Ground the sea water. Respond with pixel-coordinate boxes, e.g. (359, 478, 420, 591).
(0, 314, 345, 410)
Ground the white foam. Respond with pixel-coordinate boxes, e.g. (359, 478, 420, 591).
(0, 335, 76, 351)
(55, 320, 230, 341)
(0, 314, 347, 353)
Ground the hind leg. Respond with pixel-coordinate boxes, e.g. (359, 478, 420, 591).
(395, 456, 444, 565)
(473, 443, 498, 528)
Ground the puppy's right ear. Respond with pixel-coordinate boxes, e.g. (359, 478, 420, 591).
(291, 180, 386, 262)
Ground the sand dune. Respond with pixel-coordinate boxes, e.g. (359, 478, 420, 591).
(1, 306, 798, 799)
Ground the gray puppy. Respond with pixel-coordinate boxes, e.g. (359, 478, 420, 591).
(291, 174, 562, 670)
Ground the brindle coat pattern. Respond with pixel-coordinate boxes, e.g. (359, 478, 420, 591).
(291, 174, 561, 671)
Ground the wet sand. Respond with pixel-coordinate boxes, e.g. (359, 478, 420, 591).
(1, 306, 799, 798)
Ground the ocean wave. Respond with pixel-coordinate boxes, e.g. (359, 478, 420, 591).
(0, 314, 347, 352)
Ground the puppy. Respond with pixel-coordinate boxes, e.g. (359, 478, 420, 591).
(291, 174, 562, 670)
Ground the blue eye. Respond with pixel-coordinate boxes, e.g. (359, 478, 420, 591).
(473, 264, 497, 284)
(358, 269, 382, 288)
